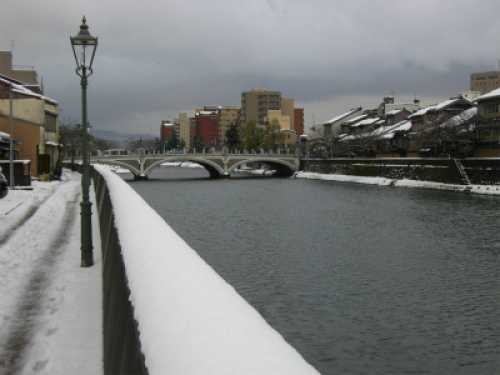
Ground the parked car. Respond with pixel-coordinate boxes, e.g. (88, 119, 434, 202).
(0, 169, 8, 199)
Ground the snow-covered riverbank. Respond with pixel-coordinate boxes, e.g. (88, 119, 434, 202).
(294, 171, 500, 196)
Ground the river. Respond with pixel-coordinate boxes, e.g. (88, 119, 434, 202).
(124, 165, 500, 375)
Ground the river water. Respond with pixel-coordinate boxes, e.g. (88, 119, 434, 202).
(124, 166, 500, 375)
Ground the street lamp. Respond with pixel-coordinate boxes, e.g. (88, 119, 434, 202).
(70, 16, 98, 267)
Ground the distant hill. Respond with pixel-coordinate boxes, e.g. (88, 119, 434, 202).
(91, 129, 156, 141)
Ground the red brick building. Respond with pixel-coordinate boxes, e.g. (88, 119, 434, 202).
(160, 120, 174, 142)
(195, 110, 220, 147)
(294, 108, 304, 135)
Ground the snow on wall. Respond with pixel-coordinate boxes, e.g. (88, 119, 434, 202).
(93, 165, 319, 375)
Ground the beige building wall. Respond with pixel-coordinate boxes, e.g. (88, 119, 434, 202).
(470, 71, 500, 95)
(268, 110, 291, 131)
(220, 106, 240, 144)
(0, 51, 38, 85)
(281, 98, 294, 131)
(178, 112, 190, 149)
(0, 88, 60, 177)
(241, 88, 281, 124)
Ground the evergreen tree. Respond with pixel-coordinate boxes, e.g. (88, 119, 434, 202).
(242, 120, 265, 152)
(192, 135, 205, 152)
(178, 138, 186, 150)
(166, 129, 178, 150)
(155, 137, 166, 152)
(225, 122, 242, 149)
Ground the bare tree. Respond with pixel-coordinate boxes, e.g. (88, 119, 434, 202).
(59, 118, 82, 169)
(420, 110, 476, 158)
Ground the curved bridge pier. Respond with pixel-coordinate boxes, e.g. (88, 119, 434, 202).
(70, 148, 301, 180)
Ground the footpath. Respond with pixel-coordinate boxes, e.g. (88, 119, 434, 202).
(0, 171, 102, 375)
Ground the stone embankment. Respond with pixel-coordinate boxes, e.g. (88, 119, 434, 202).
(300, 158, 500, 185)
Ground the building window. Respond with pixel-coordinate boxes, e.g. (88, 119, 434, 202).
(45, 113, 57, 132)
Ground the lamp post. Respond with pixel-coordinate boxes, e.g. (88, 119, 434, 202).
(70, 16, 98, 267)
(9, 82, 14, 189)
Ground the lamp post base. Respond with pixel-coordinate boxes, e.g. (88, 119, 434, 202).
(80, 200, 94, 267)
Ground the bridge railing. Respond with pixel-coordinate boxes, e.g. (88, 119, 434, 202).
(83, 147, 298, 158)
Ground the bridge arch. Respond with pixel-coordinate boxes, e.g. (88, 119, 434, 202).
(227, 159, 296, 177)
(97, 160, 141, 178)
(143, 157, 225, 179)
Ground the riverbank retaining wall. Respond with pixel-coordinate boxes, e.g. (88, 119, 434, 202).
(300, 158, 500, 185)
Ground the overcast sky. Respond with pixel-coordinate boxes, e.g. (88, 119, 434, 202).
(2, 0, 499, 137)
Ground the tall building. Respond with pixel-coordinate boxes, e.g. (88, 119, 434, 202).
(195, 108, 220, 147)
(160, 120, 175, 143)
(470, 71, 500, 95)
(175, 112, 190, 149)
(240, 89, 281, 124)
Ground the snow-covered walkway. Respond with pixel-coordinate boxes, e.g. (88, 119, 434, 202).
(0, 171, 102, 375)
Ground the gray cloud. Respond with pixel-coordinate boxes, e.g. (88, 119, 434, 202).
(2, 0, 499, 135)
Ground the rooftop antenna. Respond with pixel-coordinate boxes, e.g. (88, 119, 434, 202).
(10, 40, 14, 52)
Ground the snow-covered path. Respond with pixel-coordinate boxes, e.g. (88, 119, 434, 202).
(0, 171, 102, 375)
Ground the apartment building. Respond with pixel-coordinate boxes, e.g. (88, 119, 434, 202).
(470, 71, 500, 95)
(195, 109, 221, 147)
(175, 112, 190, 149)
(160, 120, 175, 142)
(241, 89, 281, 124)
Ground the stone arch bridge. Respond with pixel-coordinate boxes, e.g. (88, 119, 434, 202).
(73, 148, 301, 180)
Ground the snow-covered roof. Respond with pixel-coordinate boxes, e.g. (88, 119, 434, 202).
(0, 131, 10, 140)
(409, 99, 460, 118)
(392, 119, 412, 132)
(385, 109, 404, 116)
(475, 87, 500, 102)
(441, 107, 477, 127)
(197, 111, 218, 116)
(0, 76, 57, 105)
(343, 114, 367, 125)
(351, 117, 380, 127)
(324, 107, 362, 125)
